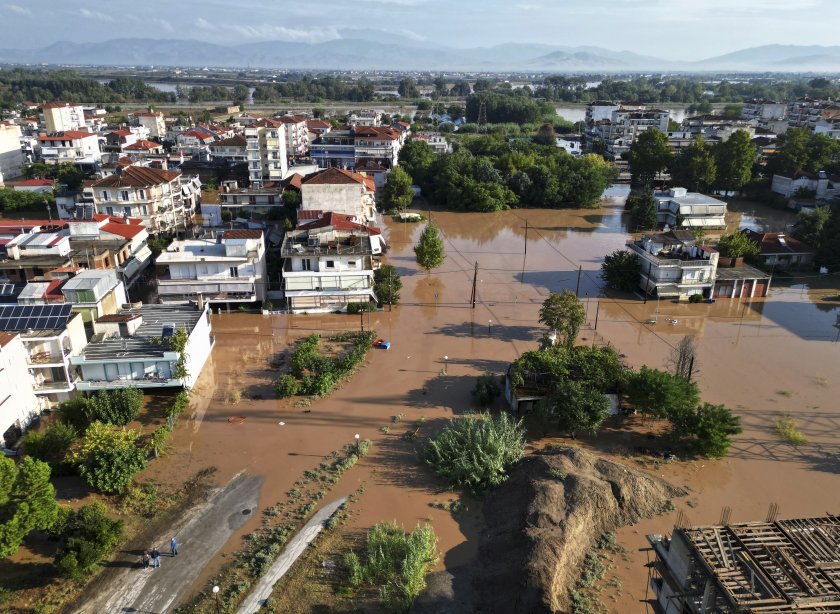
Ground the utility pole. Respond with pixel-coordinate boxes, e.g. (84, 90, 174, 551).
(470, 261, 478, 308)
(575, 266, 582, 296)
(593, 301, 600, 331)
(360, 310, 364, 332)
(524, 219, 528, 255)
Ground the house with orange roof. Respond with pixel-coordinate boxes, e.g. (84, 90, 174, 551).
(37, 130, 101, 167)
(300, 167, 377, 224)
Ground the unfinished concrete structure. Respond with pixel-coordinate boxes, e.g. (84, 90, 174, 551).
(648, 515, 840, 613)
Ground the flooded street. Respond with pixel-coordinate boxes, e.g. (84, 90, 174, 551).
(142, 192, 840, 611)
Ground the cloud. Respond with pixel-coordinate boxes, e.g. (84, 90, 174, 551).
(228, 24, 341, 43)
(195, 17, 217, 31)
(79, 7, 115, 22)
(4, 3, 31, 16)
(153, 18, 174, 33)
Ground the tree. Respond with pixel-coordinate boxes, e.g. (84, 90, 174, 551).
(539, 290, 586, 348)
(0, 456, 58, 558)
(815, 203, 840, 272)
(24, 162, 51, 179)
(472, 374, 501, 407)
(57, 397, 92, 432)
(716, 232, 759, 259)
(538, 379, 610, 437)
(22, 422, 78, 466)
(677, 403, 742, 458)
(668, 336, 697, 381)
(625, 366, 700, 420)
(721, 103, 743, 118)
(373, 264, 402, 306)
(670, 137, 716, 192)
(398, 78, 419, 99)
(67, 422, 146, 494)
(414, 222, 445, 273)
(623, 130, 672, 187)
(282, 189, 301, 208)
(54, 502, 122, 579)
(55, 163, 84, 190)
(626, 191, 658, 230)
(601, 249, 641, 292)
(380, 167, 414, 211)
(399, 139, 436, 187)
(86, 388, 144, 426)
(533, 122, 556, 146)
(714, 130, 755, 193)
(791, 206, 830, 250)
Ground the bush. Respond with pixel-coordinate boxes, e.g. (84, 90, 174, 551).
(688, 293, 705, 303)
(57, 397, 92, 432)
(472, 373, 501, 407)
(716, 232, 759, 259)
(22, 421, 78, 466)
(422, 412, 525, 495)
(343, 522, 438, 612)
(601, 249, 641, 292)
(68, 422, 147, 494)
(286, 332, 376, 398)
(54, 502, 122, 579)
(347, 302, 377, 314)
(274, 374, 300, 398)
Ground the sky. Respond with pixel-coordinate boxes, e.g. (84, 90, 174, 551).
(1, 0, 838, 60)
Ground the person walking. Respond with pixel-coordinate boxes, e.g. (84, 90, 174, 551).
(170, 537, 178, 556)
(150, 546, 161, 569)
(142, 550, 150, 569)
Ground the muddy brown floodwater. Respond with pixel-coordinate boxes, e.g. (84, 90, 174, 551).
(141, 193, 840, 612)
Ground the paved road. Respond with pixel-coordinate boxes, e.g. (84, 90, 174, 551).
(77, 473, 263, 614)
(236, 497, 347, 614)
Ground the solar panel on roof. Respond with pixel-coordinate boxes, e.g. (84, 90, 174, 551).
(0, 304, 73, 332)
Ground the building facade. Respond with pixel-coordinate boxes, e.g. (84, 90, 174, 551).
(244, 119, 289, 187)
(654, 188, 727, 229)
(42, 102, 86, 133)
(38, 131, 101, 167)
(300, 168, 377, 224)
(0, 123, 25, 180)
(0, 332, 41, 446)
(628, 231, 719, 300)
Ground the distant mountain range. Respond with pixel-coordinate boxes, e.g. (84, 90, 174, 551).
(1, 36, 839, 72)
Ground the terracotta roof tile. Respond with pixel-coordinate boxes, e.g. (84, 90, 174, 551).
(92, 166, 181, 189)
(223, 229, 263, 240)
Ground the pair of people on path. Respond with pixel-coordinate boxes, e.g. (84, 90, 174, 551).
(142, 538, 178, 569)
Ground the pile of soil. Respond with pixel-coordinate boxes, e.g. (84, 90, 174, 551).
(476, 446, 685, 613)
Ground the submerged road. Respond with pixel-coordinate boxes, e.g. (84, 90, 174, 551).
(77, 473, 263, 614)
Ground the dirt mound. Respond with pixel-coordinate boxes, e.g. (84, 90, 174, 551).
(477, 446, 685, 613)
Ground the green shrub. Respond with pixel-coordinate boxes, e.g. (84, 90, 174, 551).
(343, 522, 438, 612)
(57, 397, 92, 431)
(22, 422, 78, 466)
(347, 301, 377, 314)
(274, 374, 300, 398)
(86, 388, 144, 426)
(54, 502, 122, 579)
(422, 412, 525, 495)
(79, 444, 148, 494)
(688, 293, 705, 303)
(472, 373, 501, 406)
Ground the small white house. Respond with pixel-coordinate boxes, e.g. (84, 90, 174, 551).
(654, 187, 727, 229)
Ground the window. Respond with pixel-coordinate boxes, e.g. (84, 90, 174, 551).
(326, 260, 335, 269)
(229, 267, 239, 278)
(138, 189, 146, 200)
(101, 191, 110, 201)
(302, 259, 312, 271)
(105, 206, 114, 215)
(120, 190, 130, 201)
(141, 205, 148, 215)
(249, 196, 256, 204)
(348, 260, 356, 267)
(123, 207, 132, 217)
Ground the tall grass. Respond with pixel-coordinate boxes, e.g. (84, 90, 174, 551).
(422, 412, 525, 495)
(774, 414, 808, 445)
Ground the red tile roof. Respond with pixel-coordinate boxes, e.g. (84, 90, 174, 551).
(210, 135, 247, 148)
(124, 140, 162, 151)
(744, 231, 814, 255)
(38, 130, 97, 141)
(110, 129, 133, 138)
(354, 126, 400, 141)
(297, 209, 324, 221)
(100, 222, 146, 239)
(41, 101, 75, 110)
(275, 114, 308, 124)
(182, 129, 213, 140)
(223, 229, 263, 240)
(9, 179, 54, 187)
(302, 167, 375, 192)
(287, 173, 304, 190)
(91, 166, 180, 188)
(0, 332, 18, 347)
(298, 212, 380, 235)
(307, 119, 331, 130)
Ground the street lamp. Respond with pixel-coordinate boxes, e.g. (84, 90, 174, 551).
(212, 585, 220, 614)
(354, 433, 360, 454)
(443, 355, 448, 375)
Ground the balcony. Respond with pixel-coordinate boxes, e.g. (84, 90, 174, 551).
(27, 350, 68, 366)
(32, 379, 73, 393)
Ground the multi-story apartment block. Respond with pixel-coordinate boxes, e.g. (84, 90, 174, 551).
(682, 115, 755, 141)
(300, 168, 377, 224)
(0, 332, 41, 445)
(209, 135, 247, 162)
(654, 187, 727, 229)
(91, 166, 200, 232)
(60, 269, 128, 326)
(310, 125, 403, 186)
(585, 103, 669, 159)
(135, 111, 167, 139)
(274, 115, 310, 160)
(244, 119, 289, 188)
(0, 123, 25, 180)
(155, 229, 267, 305)
(0, 304, 88, 407)
(42, 102, 86, 133)
(627, 231, 719, 300)
(348, 110, 382, 127)
(205, 180, 284, 225)
(741, 99, 787, 123)
(281, 213, 385, 312)
(786, 97, 840, 130)
(71, 303, 214, 391)
(38, 131, 101, 167)
(66, 214, 151, 288)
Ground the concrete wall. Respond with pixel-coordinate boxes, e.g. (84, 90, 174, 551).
(0, 124, 25, 180)
(301, 184, 364, 218)
(183, 305, 214, 389)
(0, 334, 41, 444)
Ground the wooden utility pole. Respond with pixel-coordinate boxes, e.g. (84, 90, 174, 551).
(524, 219, 528, 255)
(470, 261, 478, 308)
(594, 301, 600, 331)
(575, 266, 582, 296)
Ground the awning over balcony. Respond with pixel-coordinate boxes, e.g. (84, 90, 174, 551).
(158, 281, 256, 294)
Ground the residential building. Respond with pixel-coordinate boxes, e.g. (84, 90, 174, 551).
(307, 118, 332, 137)
(647, 515, 840, 614)
(155, 229, 267, 304)
(0, 225, 73, 282)
(60, 269, 127, 326)
(665, 131, 697, 154)
(628, 231, 719, 300)
(654, 187, 727, 229)
(274, 115, 310, 160)
(42, 102, 86, 133)
(771, 171, 840, 203)
(415, 132, 453, 155)
(244, 119, 289, 188)
(0, 123, 25, 180)
(741, 98, 787, 123)
(712, 263, 771, 299)
(0, 303, 88, 406)
(310, 128, 356, 171)
(5, 179, 54, 193)
(586, 106, 670, 159)
(123, 139, 166, 161)
(786, 97, 840, 130)
(310, 125, 403, 187)
(814, 118, 840, 140)
(177, 129, 215, 155)
(555, 135, 582, 157)
(91, 166, 200, 232)
(744, 230, 815, 270)
(71, 303, 214, 391)
(135, 112, 167, 139)
(38, 131, 101, 167)
(348, 110, 382, 127)
(280, 213, 385, 312)
(207, 180, 284, 225)
(300, 168, 377, 224)
(209, 135, 248, 162)
(682, 115, 755, 141)
(67, 214, 152, 288)
(103, 129, 139, 154)
(0, 332, 41, 446)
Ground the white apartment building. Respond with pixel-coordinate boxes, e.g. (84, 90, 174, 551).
(741, 99, 787, 123)
(209, 135, 248, 162)
(814, 118, 840, 141)
(244, 119, 289, 188)
(0, 332, 41, 446)
(348, 110, 382, 127)
(91, 166, 200, 232)
(654, 187, 727, 229)
(67, 214, 151, 288)
(0, 123, 25, 181)
(786, 97, 840, 130)
(71, 303, 214, 391)
(61, 269, 128, 325)
(281, 213, 385, 312)
(42, 102, 86, 133)
(627, 231, 720, 300)
(135, 112, 167, 139)
(275, 115, 310, 160)
(586, 104, 670, 159)
(415, 132, 452, 155)
(155, 229, 267, 304)
(300, 168, 377, 224)
(682, 115, 755, 141)
(0, 304, 88, 407)
(38, 131, 101, 166)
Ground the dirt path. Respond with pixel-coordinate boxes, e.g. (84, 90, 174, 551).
(77, 473, 262, 614)
(236, 497, 347, 614)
